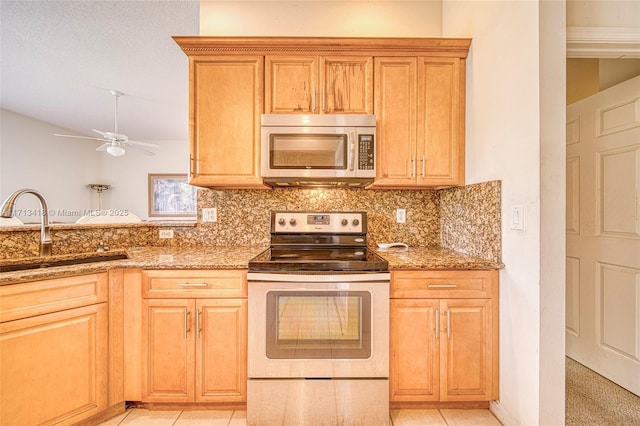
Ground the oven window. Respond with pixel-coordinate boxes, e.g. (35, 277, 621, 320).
(269, 134, 347, 169)
(266, 290, 371, 359)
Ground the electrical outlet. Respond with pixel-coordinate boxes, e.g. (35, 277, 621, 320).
(159, 229, 174, 239)
(202, 207, 217, 223)
(396, 208, 406, 224)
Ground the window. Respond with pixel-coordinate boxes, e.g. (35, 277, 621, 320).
(148, 174, 197, 218)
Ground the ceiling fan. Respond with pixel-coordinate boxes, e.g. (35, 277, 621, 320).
(54, 90, 159, 157)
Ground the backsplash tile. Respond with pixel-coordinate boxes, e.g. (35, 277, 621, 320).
(0, 181, 501, 263)
(440, 180, 502, 262)
(197, 188, 441, 248)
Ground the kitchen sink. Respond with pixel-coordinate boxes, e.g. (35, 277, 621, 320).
(0, 253, 129, 273)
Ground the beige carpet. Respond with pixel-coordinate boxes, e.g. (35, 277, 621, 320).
(566, 357, 640, 425)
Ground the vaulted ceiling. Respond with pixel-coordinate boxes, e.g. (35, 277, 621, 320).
(1, 1, 199, 142)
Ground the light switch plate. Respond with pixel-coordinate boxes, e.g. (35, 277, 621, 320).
(396, 208, 406, 224)
(202, 207, 217, 223)
(510, 205, 524, 230)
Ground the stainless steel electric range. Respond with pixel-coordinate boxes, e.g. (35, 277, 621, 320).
(246, 211, 390, 426)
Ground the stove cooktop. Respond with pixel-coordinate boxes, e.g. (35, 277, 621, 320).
(248, 247, 388, 272)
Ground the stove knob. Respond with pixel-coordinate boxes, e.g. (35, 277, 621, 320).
(289, 218, 297, 226)
(278, 218, 286, 226)
(352, 219, 360, 226)
(341, 219, 348, 226)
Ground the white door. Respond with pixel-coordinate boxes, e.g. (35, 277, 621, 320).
(566, 75, 640, 396)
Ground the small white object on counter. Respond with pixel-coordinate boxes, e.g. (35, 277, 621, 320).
(377, 242, 408, 250)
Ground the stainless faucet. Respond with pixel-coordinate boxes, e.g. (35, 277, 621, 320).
(1, 189, 52, 257)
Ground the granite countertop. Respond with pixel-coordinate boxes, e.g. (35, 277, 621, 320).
(0, 246, 267, 286)
(375, 246, 504, 270)
(0, 245, 503, 286)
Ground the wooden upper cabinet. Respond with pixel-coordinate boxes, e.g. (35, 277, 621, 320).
(174, 37, 469, 189)
(265, 55, 373, 114)
(265, 56, 317, 113)
(189, 56, 266, 188)
(417, 57, 465, 187)
(372, 57, 418, 187)
(371, 56, 466, 188)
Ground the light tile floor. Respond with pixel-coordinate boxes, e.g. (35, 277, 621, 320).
(99, 408, 502, 425)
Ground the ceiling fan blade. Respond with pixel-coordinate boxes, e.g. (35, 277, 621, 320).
(127, 140, 160, 148)
(92, 129, 107, 137)
(128, 145, 156, 156)
(96, 143, 111, 151)
(54, 133, 107, 142)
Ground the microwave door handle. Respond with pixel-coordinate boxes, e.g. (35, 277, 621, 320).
(349, 131, 356, 171)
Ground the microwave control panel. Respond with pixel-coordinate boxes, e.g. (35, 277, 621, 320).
(358, 135, 375, 170)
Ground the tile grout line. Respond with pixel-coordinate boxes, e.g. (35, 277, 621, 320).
(171, 410, 181, 426)
(437, 409, 450, 426)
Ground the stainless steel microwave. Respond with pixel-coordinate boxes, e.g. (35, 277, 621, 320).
(261, 114, 376, 187)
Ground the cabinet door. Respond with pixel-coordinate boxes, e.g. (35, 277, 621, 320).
(142, 299, 195, 402)
(195, 298, 247, 402)
(416, 57, 465, 187)
(440, 299, 493, 401)
(1, 303, 108, 426)
(389, 299, 439, 402)
(265, 56, 317, 113)
(190, 56, 265, 188)
(320, 56, 373, 114)
(371, 57, 417, 187)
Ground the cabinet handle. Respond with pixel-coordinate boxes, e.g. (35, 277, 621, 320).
(410, 155, 416, 178)
(421, 154, 426, 178)
(427, 283, 457, 288)
(183, 309, 190, 339)
(435, 309, 440, 339)
(197, 309, 202, 338)
(176, 282, 209, 287)
(322, 87, 326, 112)
(446, 309, 451, 339)
(189, 155, 195, 177)
(312, 87, 316, 112)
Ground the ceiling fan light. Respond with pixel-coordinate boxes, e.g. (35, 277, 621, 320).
(107, 144, 126, 157)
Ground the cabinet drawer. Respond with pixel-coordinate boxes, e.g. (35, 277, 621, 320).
(142, 270, 246, 298)
(0, 273, 108, 323)
(391, 270, 497, 299)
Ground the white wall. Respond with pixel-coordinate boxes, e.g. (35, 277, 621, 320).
(567, 0, 640, 28)
(443, 1, 566, 425)
(200, 1, 442, 37)
(0, 109, 101, 223)
(0, 109, 189, 223)
(99, 139, 189, 220)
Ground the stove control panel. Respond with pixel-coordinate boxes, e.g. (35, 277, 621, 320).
(272, 212, 366, 233)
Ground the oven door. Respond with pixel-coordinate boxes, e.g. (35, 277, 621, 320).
(247, 273, 389, 379)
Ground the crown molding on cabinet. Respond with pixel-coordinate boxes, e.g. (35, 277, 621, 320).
(173, 36, 471, 58)
(567, 27, 640, 58)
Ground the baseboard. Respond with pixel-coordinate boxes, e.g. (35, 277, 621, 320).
(489, 400, 518, 426)
(390, 401, 490, 410)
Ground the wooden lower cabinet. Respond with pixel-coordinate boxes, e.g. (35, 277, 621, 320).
(0, 303, 108, 426)
(390, 270, 499, 404)
(141, 298, 247, 403)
